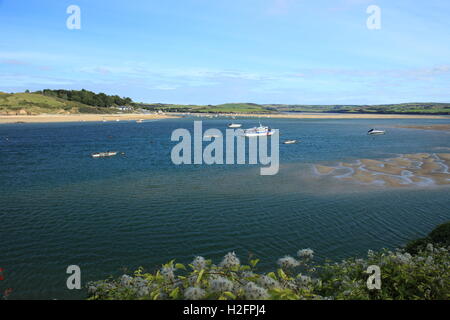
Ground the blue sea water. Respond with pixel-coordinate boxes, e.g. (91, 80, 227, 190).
(1, 117, 449, 299)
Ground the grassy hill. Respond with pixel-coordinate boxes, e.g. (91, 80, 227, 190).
(138, 101, 450, 115)
(136, 102, 273, 114)
(268, 102, 450, 114)
(0, 92, 117, 115)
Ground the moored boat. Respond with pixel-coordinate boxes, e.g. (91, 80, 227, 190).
(91, 151, 118, 158)
(368, 129, 386, 135)
(242, 124, 274, 137)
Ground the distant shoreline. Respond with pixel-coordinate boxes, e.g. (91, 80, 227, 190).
(174, 112, 450, 120)
(0, 113, 180, 124)
(1, 112, 449, 124)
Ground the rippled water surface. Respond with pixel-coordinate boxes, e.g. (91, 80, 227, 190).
(1, 117, 450, 299)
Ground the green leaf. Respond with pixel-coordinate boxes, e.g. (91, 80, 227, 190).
(278, 268, 287, 280)
(175, 263, 186, 270)
(267, 272, 277, 280)
(223, 291, 236, 299)
(250, 259, 260, 268)
(197, 269, 205, 284)
(169, 287, 180, 299)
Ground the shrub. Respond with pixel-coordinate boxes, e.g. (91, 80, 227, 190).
(87, 244, 449, 300)
(405, 222, 450, 254)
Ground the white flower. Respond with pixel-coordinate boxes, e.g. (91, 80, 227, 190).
(297, 248, 314, 259)
(277, 255, 299, 269)
(210, 277, 234, 293)
(188, 274, 198, 286)
(244, 282, 269, 300)
(120, 275, 133, 287)
(219, 252, 240, 268)
(136, 287, 149, 297)
(426, 243, 434, 252)
(394, 252, 412, 264)
(296, 275, 312, 286)
(88, 285, 97, 295)
(161, 266, 175, 281)
(184, 287, 206, 300)
(257, 275, 280, 289)
(192, 256, 206, 270)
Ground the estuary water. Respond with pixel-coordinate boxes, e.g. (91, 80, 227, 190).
(1, 117, 449, 299)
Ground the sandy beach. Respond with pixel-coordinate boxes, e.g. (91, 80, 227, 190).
(0, 113, 179, 124)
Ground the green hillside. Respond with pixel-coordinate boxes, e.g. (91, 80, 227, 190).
(268, 103, 450, 114)
(137, 102, 273, 113)
(0, 92, 118, 115)
(138, 101, 450, 115)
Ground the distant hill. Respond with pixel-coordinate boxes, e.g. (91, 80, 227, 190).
(0, 92, 116, 115)
(266, 103, 450, 115)
(136, 102, 273, 114)
(137, 101, 450, 115)
(1, 90, 449, 115)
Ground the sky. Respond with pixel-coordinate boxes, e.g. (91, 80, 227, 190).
(0, 0, 449, 105)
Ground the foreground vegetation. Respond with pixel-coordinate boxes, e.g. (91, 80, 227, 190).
(88, 222, 450, 300)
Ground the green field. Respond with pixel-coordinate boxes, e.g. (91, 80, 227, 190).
(0, 92, 117, 115)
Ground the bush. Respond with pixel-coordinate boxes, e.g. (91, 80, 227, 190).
(87, 244, 450, 300)
(406, 222, 450, 254)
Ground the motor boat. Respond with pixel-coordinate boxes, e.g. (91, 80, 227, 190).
(228, 123, 242, 128)
(242, 124, 274, 137)
(91, 151, 118, 158)
(367, 128, 386, 135)
(283, 139, 297, 144)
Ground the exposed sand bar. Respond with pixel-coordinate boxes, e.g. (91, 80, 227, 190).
(395, 124, 450, 132)
(313, 153, 450, 188)
(0, 113, 180, 124)
(182, 113, 450, 120)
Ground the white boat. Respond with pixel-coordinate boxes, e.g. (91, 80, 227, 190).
(228, 123, 242, 128)
(242, 124, 274, 137)
(136, 119, 144, 123)
(283, 139, 297, 144)
(367, 129, 386, 135)
(91, 151, 118, 158)
(204, 134, 220, 139)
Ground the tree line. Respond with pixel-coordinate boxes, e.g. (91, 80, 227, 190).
(34, 89, 133, 108)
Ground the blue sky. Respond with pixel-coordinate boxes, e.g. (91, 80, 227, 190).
(1, 0, 449, 104)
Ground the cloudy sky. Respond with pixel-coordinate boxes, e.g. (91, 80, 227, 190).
(1, 0, 449, 104)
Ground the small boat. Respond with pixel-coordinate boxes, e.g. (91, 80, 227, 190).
(136, 119, 144, 123)
(283, 139, 297, 144)
(242, 124, 274, 137)
(204, 134, 221, 139)
(91, 151, 118, 158)
(228, 123, 242, 128)
(367, 129, 386, 135)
